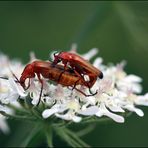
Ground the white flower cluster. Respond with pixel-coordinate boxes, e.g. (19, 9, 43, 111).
(0, 48, 148, 133)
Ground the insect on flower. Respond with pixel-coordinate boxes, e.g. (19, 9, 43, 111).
(52, 51, 103, 94)
(11, 60, 98, 105)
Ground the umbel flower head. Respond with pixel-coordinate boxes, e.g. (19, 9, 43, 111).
(0, 46, 148, 136)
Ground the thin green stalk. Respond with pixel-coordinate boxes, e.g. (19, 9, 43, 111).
(20, 123, 42, 147)
(76, 124, 96, 137)
(81, 116, 111, 124)
(7, 103, 31, 115)
(45, 126, 53, 147)
(31, 106, 43, 120)
(55, 127, 89, 147)
(55, 127, 80, 147)
(64, 128, 90, 147)
(0, 111, 37, 121)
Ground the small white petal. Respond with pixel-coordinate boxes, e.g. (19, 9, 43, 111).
(0, 105, 13, 114)
(124, 104, 144, 117)
(130, 84, 142, 94)
(31, 92, 40, 105)
(82, 96, 96, 105)
(125, 75, 142, 83)
(42, 104, 67, 118)
(108, 105, 125, 113)
(29, 52, 37, 62)
(8, 93, 19, 102)
(96, 104, 124, 123)
(134, 108, 144, 117)
(1, 97, 9, 104)
(55, 112, 81, 123)
(117, 80, 142, 94)
(70, 43, 77, 53)
(93, 57, 103, 68)
(82, 48, 98, 60)
(135, 93, 148, 106)
(96, 110, 124, 123)
(10, 100, 21, 108)
(0, 115, 10, 134)
(79, 106, 99, 115)
(42, 108, 58, 118)
(72, 116, 82, 123)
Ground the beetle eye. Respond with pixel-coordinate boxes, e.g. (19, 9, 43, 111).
(57, 58, 61, 63)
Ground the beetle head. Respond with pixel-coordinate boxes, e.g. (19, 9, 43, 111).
(20, 64, 35, 88)
(53, 51, 63, 65)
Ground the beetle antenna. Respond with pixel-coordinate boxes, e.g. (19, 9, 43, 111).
(49, 51, 59, 63)
(9, 68, 20, 83)
(0, 76, 9, 80)
(53, 51, 59, 57)
(0, 76, 19, 84)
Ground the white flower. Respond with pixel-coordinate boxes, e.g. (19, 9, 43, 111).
(0, 105, 13, 134)
(0, 114, 9, 134)
(42, 94, 81, 122)
(0, 78, 26, 104)
(0, 47, 147, 127)
(42, 104, 67, 118)
(56, 110, 81, 123)
(135, 93, 148, 106)
(117, 74, 142, 94)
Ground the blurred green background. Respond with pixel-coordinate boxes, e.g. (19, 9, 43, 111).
(0, 1, 148, 147)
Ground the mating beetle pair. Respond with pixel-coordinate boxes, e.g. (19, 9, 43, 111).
(18, 51, 103, 105)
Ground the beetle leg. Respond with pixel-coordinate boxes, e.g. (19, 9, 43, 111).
(36, 73, 44, 106)
(71, 78, 81, 91)
(72, 70, 98, 96)
(57, 71, 65, 82)
(74, 87, 97, 97)
(73, 69, 92, 89)
(67, 79, 80, 97)
(88, 87, 98, 96)
(57, 61, 68, 82)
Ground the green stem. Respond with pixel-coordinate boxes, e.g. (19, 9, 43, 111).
(20, 123, 41, 147)
(76, 124, 96, 137)
(46, 126, 53, 147)
(7, 104, 31, 115)
(31, 106, 43, 120)
(64, 128, 90, 147)
(54, 127, 90, 147)
(0, 111, 37, 121)
(125, 111, 133, 118)
(81, 116, 111, 124)
(56, 128, 80, 147)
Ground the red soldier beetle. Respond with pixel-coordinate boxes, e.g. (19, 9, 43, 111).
(52, 51, 103, 94)
(11, 60, 98, 105)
